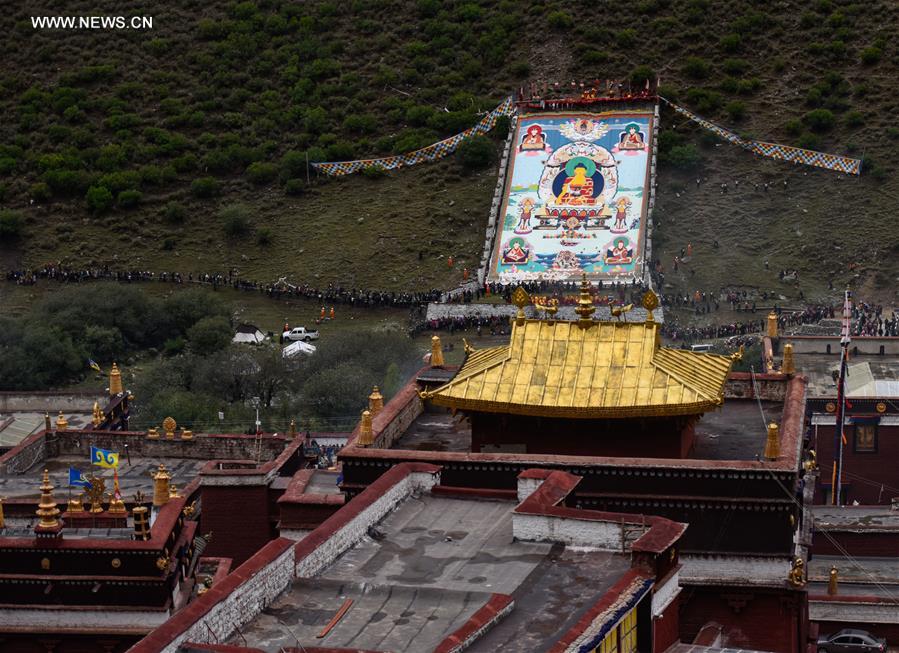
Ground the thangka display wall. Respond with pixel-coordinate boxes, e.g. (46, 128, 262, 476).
(488, 112, 653, 283)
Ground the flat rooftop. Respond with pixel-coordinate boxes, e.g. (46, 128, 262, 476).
(0, 455, 207, 500)
(0, 412, 91, 448)
(235, 494, 630, 653)
(691, 401, 783, 461)
(392, 400, 783, 462)
(796, 353, 899, 398)
(808, 555, 899, 598)
(812, 505, 899, 531)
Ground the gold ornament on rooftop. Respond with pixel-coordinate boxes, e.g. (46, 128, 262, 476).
(574, 274, 596, 327)
(511, 286, 530, 324)
(368, 386, 384, 415)
(55, 411, 69, 431)
(91, 401, 103, 427)
(641, 289, 660, 322)
(358, 409, 374, 446)
(787, 557, 805, 587)
(162, 416, 177, 438)
(109, 362, 123, 396)
(84, 475, 107, 513)
(36, 469, 61, 529)
(430, 335, 445, 367)
(152, 464, 171, 507)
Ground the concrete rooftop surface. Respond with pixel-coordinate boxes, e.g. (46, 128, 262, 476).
(0, 455, 207, 500)
(796, 353, 899, 398)
(811, 505, 899, 531)
(690, 400, 783, 461)
(235, 494, 630, 652)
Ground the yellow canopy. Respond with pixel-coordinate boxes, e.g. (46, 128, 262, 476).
(423, 319, 734, 418)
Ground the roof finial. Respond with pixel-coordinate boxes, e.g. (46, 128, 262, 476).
(430, 336, 445, 367)
(511, 286, 530, 325)
(109, 362, 123, 396)
(641, 289, 659, 323)
(782, 343, 795, 375)
(358, 410, 374, 446)
(827, 565, 838, 595)
(767, 312, 778, 339)
(36, 469, 61, 530)
(151, 464, 171, 508)
(764, 422, 780, 460)
(575, 273, 596, 327)
(55, 411, 69, 431)
(368, 386, 384, 415)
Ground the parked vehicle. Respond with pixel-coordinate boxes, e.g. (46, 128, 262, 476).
(282, 327, 319, 342)
(817, 629, 886, 653)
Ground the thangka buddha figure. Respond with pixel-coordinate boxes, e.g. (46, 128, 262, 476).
(556, 164, 595, 205)
(502, 238, 530, 264)
(619, 123, 646, 150)
(519, 124, 546, 151)
(604, 239, 634, 264)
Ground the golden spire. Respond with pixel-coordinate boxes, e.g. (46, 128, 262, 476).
(430, 335, 445, 367)
(357, 409, 374, 446)
(368, 386, 384, 416)
(287, 418, 297, 439)
(109, 362, 123, 396)
(36, 469, 61, 529)
(151, 464, 171, 507)
(828, 565, 838, 595)
(766, 312, 778, 338)
(55, 411, 69, 431)
(764, 422, 780, 460)
(92, 401, 103, 427)
(782, 343, 795, 375)
(641, 289, 660, 323)
(574, 273, 596, 327)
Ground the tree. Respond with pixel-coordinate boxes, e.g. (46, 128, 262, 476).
(187, 316, 233, 356)
(85, 185, 114, 213)
(0, 210, 24, 241)
(220, 203, 253, 237)
(246, 161, 277, 184)
(190, 176, 220, 198)
(117, 189, 143, 207)
(458, 136, 493, 170)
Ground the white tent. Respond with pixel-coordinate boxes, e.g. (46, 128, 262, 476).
(282, 340, 316, 358)
(232, 324, 266, 344)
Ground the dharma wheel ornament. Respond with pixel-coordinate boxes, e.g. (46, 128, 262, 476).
(162, 416, 177, 439)
(511, 286, 530, 324)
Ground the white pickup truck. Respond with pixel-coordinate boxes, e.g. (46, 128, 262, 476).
(282, 326, 320, 342)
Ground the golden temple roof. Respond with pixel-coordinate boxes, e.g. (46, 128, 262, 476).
(422, 318, 735, 418)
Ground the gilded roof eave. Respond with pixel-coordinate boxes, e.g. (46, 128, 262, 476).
(422, 318, 733, 419)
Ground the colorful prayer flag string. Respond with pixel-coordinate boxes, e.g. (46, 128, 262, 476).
(660, 97, 861, 175)
(313, 96, 516, 176)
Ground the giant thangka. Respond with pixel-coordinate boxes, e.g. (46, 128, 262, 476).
(488, 112, 653, 282)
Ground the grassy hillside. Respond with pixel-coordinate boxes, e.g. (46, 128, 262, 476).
(0, 0, 896, 301)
